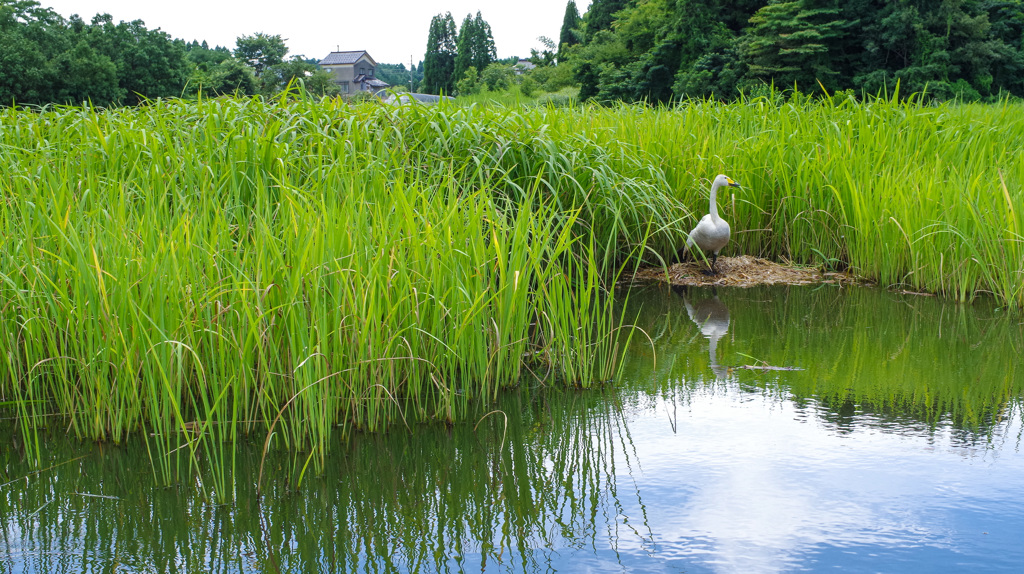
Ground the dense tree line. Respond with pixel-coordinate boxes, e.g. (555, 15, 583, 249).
(566, 0, 1024, 102)
(1, 0, 337, 107)
(1, 1, 188, 106)
(377, 62, 424, 92)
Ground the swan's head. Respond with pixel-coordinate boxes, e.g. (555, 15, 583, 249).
(714, 174, 741, 188)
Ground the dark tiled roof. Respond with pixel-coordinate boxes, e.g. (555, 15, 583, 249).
(319, 51, 374, 66)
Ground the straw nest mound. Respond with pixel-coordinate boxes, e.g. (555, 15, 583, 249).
(631, 255, 861, 288)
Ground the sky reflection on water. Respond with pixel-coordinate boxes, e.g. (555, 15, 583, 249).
(592, 384, 1024, 573)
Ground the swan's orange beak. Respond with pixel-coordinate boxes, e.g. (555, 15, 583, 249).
(726, 177, 741, 188)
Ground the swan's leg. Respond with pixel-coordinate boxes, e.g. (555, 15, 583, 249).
(699, 253, 718, 276)
(709, 252, 719, 274)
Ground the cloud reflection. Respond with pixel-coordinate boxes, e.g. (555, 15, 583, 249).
(606, 387, 1024, 573)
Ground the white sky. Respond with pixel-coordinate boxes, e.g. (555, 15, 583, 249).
(41, 0, 591, 66)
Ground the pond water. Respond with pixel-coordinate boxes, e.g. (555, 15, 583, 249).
(2, 284, 1023, 573)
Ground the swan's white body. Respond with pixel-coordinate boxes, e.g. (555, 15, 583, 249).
(685, 174, 740, 273)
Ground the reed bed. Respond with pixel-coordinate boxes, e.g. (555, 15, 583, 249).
(2, 90, 1022, 478)
(546, 94, 1023, 307)
(0, 93, 679, 475)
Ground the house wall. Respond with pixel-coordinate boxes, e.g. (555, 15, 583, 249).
(325, 64, 355, 84)
(353, 56, 375, 78)
(323, 56, 377, 92)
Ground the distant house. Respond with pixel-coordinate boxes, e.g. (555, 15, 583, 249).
(318, 51, 390, 95)
(514, 59, 536, 75)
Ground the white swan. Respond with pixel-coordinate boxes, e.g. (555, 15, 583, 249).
(683, 174, 740, 274)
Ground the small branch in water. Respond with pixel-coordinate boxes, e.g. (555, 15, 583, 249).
(75, 492, 120, 500)
(736, 365, 804, 371)
(0, 454, 91, 489)
(894, 290, 935, 297)
(29, 499, 53, 517)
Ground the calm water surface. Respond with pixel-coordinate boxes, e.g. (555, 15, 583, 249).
(2, 284, 1022, 573)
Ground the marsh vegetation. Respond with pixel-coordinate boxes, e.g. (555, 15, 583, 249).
(1, 92, 1022, 491)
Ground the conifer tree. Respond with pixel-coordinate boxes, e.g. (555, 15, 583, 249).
(471, 12, 497, 71)
(558, 1, 582, 61)
(584, 0, 630, 40)
(453, 13, 475, 83)
(454, 11, 496, 86)
(742, 0, 849, 91)
(422, 12, 457, 95)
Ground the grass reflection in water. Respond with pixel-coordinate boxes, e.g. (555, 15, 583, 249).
(1, 379, 644, 573)
(620, 283, 1023, 439)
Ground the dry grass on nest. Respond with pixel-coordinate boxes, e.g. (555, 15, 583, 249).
(630, 255, 863, 288)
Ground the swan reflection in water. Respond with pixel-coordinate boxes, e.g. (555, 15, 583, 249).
(673, 285, 730, 379)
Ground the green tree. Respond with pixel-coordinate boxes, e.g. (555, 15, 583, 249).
(234, 32, 287, 78)
(481, 62, 513, 91)
(0, 0, 61, 104)
(530, 36, 558, 67)
(377, 63, 422, 91)
(979, 0, 1024, 96)
(209, 57, 258, 95)
(454, 11, 496, 86)
(185, 40, 231, 71)
(183, 41, 232, 95)
(471, 12, 497, 70)
(51, 39, 121, 105)
(664, 0, 746, 100)
(84, 14, 189, 103)
(268, 56, 318, 91)
(455, 65, 480, 95)
(519, 75, 538, 96)
(422, 12, 457, 94)
(453, 13, 476, 83)
(675, 47, 746, 98)
(742, 0, 850, 92)
(534, 60, 578, 91)
(572, 29, 629, 101)
(852, 0, 1019, 99)
(558, 1, 583, 61)
(570, 0, 747, 103)
(303, 69, 341, 97)
(611, 0, 683, 102)
(585, 0, 630, 40)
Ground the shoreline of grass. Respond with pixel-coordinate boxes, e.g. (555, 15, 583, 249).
(0, 93, 679, 481)
(572, 94, 1023, 308)
(2, 92, 1021, 478)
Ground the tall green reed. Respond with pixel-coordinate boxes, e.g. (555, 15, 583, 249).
(0, 92, 674, 490)
(560, 93, 1024, 308)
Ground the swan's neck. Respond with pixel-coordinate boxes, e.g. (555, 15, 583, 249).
(708, 180, 723, 221)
